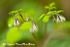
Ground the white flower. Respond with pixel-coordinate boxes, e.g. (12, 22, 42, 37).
(26, 17, 29, 21)
(30, 23, 38, 32)
(14, 19, 20, 26)
(56, 15, 66, 23)
(33, 24, 38, 32)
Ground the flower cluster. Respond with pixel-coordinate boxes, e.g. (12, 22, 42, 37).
(39, 2, 66, 23)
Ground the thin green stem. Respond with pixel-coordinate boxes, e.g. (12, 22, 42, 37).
(32, 33, 40, 47)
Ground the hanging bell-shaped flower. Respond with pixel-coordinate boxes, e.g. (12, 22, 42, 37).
(56, 14, 66, 23)
(14, 18, 20, 26)
(30, 21, 38, 32)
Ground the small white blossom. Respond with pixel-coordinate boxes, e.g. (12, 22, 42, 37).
(30, 24, 38, 32)
(33, 24, 38, 32)
(26, 17, 29, 21)
(14, 20, 20, 26)
(56, 16, 66, 23)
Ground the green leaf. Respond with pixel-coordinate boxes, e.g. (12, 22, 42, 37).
(49, 2, 55, 7)
(17, 9, 23, 12)
(54, 11, 58, 15)
(6, 27, 21, 44)
(39, 14, 45, 20)
(43, 16, 50, 23)
(19, 22, 32, 31)
(54, 10, 63, 15)
(50, 7, 56, 10)
(8, 17, 15, 27)
(15, 14, 22, 21)
(9, 10, 18, 15)
(57, 10, 63, 13)
(45, 6, 49, 9)
(47, 11, 54, 16)
(48, 2, 56, 10)
(21, 32, 34, 41)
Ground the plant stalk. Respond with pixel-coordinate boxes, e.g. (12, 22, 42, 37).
(32, 33, 40, 47)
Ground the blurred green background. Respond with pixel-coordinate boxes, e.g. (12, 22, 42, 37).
(0, 0, 70, 47)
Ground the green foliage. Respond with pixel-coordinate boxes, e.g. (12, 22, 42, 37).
(45, 6, 49, 9)
(9, 10, 17, 16)
(45, 2, 56, 10)
(21, 31, 34, 41)
(8, 17, 15, 27)
(17, 9, 23, 12)
(47, 11, 54, 16)
(15, 14, 23, 22)
(43, 16, 50, 23)
(7, 27, 21, 44)
(39, 14, 45, 20)
(49, 2, 55, 7)
(9, 9, 23, 16)
(39, 2, 56, 23)
(39, 2, 64, 24)
(6, 2, 67, 47)
(57, 10, 63, 13)
(19, 22, 32, 31)
(54, 10, 63, 15)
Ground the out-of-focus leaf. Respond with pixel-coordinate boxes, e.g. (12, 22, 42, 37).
(50, 7, 56, 10)
(21, 32, 34, 41)
(47, 11, 54, 16)
(8, 17, 15, 27)
(54, 11, 57, 15)
(45, 6, 49, 9)
(43, 16, 50, 23)
(9, 10, 18, 15)
(15, 14, 23, 22)
(48, 2, 56, 10)
(45, 2, 55, 10)
(6, 27, 21, 44)
(39, 14, 45, 20)
(15, 14, 21, 19)
(57, 10, 63, 13)
(47, 11, 52, 15)
(54, 10, 63, 15)
(17, 9, 23, 12)
(49, 2, 55, 7)
(19, 22, 32, 31)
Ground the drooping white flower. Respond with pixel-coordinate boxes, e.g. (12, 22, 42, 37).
(56, 15, 66, 23)
(14, 18, 20, 26)
(30, 21, 38, 32)
(33, 24, 38, 32)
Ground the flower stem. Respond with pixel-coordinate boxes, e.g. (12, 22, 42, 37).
(32, 33, 40, 47)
